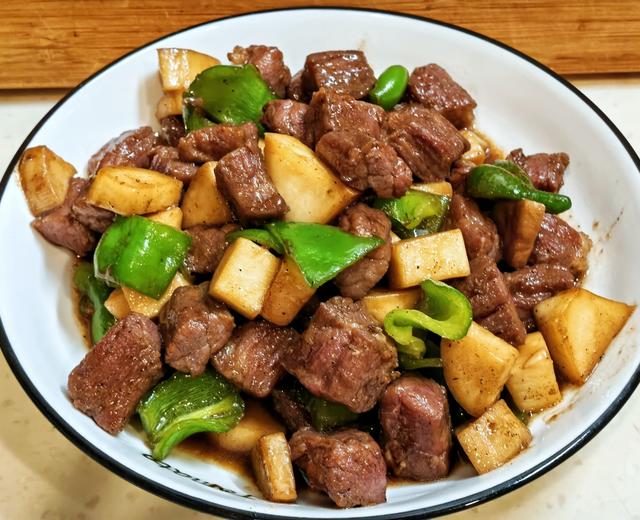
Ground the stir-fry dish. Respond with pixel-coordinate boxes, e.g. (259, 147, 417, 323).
(18, 44, 636, 508)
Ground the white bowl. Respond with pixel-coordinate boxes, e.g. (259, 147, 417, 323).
(1, 7, 639, 519)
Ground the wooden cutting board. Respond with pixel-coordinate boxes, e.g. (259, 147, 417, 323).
(1, 0, 639, 89)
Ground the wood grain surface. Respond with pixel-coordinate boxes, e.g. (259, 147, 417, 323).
(1, 0, 639, 89)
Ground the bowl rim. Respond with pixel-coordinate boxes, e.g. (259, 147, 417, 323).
(1, 6, 639, 519)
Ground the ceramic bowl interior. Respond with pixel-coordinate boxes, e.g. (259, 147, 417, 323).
(1, 7, 639, 520)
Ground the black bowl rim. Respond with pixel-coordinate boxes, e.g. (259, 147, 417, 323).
(1, 6, 639, 520)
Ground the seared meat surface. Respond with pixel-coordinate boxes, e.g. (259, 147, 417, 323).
(261, 99, 308, 142)
(213, 321, 300, 398)
(184, 226, 228, 274)
(506, 148, 569, 193)
(88, 126, 161, 175)
(334, 204, 392, 299)
(446, 194, 501, 261)
(149, 145, 198, 183)
(289, 428, 387, 508)
(67, 314, 163, 434)
(380, 375, 452, 481)
(159, 115, 186, 147)
(228, 45, 291, 98)
(160, 284, 234, 376)
(178, 122, 259, 163)
(408, 64, 477, 129)
(282, 296, 398, 413)
(302, 50, 376, 100)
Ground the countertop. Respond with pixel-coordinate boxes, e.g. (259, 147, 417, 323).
(1, 78, 640, 519)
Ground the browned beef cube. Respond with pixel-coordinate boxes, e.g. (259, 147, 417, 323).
(289, 428, 387, 508)
(67, 313, 163, 434)
(380, 375, 452, 481)
(504, 263, 576, 330)
(452, 256, 526, 346)
(287, 70, 306, 101)
(261, 99, 308, 142)
(334, 204, 392, 299)
(184, 225, 228, 274)
(149, 145, 198, 183)
(32, 178, 96, 256)
(316, 130, 412, 198)
(446, 194, 501, 261)
(271, 388, 311, 432)
(88, 126, 162, 175)
(303, 88, 385, 147)
(530, 214, 591, 278)
(282, 296, 398, 413)
(212, 321, 300, 398)
(302, 50, 376, 100)
(70, 182, 115, 233)
(228, 45, 291, 98)
(214, 146, 288, 221)
(385, 104, 469, 182)
(178, 122, 259, 163)
(159, 115, 186, 147)
(408, 64, 477, 129)
(160, 284, 234, 376)
(506, 148, 570, 193)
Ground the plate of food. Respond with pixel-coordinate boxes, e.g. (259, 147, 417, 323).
(0, 7, 638, 519)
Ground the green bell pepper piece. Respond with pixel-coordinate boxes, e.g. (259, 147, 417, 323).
(369, 65, 409, 111)
(374, 189, 450, 238)
(384, 279, 472, 359)
(73, 262, 116, 344)
(226, 228, 284, 255)
(184, 64, 276, 128)
(398, 353, 443, 370)
(466, 162, 572, 214)
(138, 370, 244, 460)
(288, 384, 358, 432)
(182, 104, 216, 134)
(94, 216, 192, 299)
(265, 221, 384, 288)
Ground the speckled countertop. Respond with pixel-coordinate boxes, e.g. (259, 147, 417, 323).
(1, 78, 640, 519)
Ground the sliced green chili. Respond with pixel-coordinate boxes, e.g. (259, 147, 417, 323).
(265, 222, 383, 288)
(384, 279, 472, 359)
(374, 189, 450, 238)
(184, 64, 275, 128)
(226, 228, 284, 254)
(288, 384, 358, 432)
(398, 354, 443, 370)
(74, 262, 115, 344)
(182, 104, 216, 134)
(369, 65, 409, 111)
(138, 370, 244, 460)
(466, 162, 572, 214)
(94, 216, 192, 299)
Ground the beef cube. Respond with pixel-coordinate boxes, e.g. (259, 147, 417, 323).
(214, 146, 288, 220)
(446, 194, 501, 261)
(88, 126, 162, 175)
(160, 284, 234, 376)
(32, 178, 96, 256)
(178, 122, 259, 163)
(149, 145, 198, 183)
(385, 104, 469, 182)
(67, 313, 163, 434)
(452, 256, 526, 346)
(228, 45, 291, 98)
(289, 428, 387, 508)
(71, 182, 115, 233)
(380, 375, 452, 481)
(334, 204, 392, 299)
(408, 64, 477, 129)
(213, 321, 300, 398)
(302, 50, 376, 100)
(316, 130, 412, 198)
(449, 158, 475, 194)
(504, 263, 576, 330)
(530, 214, 591, 278)
(271, 388, 312, 432)
(303, 88, 385, 147)
(261, 99, 308, 142)
(287, 70, 306, 101)
(282, 296, 398, 413)
(184, 225, 228, 274)
(506, 148, 570, 193)
(160, 115, 186, 147)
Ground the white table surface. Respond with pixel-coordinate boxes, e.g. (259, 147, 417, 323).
(1, 78, 639, 519)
